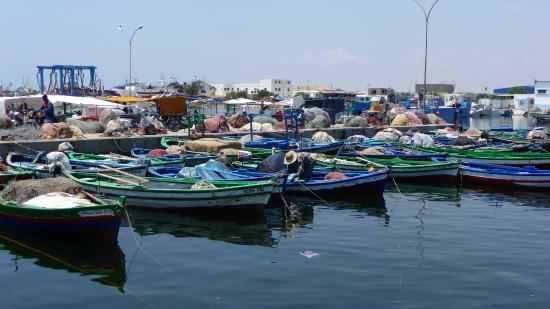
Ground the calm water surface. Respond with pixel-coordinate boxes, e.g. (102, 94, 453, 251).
(0, 184, 549, 309)
(1, 117, 549, 308)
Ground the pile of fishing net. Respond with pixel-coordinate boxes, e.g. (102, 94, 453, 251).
(3, 177, 81, 204)
(40, 123, 83, 139)
(324, 171, 348, 181)
(390, 112, 423, 126)
(184, 138, 242, 153)
(346, 135, 369, 144)
(204, 116, 230, 133)
(311, 131, 336, 143)
(345, 116, 369, 128)
(426, 113, 448, 125)
(99, 109, 123, 126)
(147, 149, 168, 158)
(166, 145, 184, 155)
(66, 118, 104, 134)
(227, 114, 249, 129)
(358, 147, 385, 156)
(238, 122, 274, 132)
(191, 181, 217, 190)
(373, 128, 403, 141)
(528, 128, 547, 140)
(304, 107, 331, 129)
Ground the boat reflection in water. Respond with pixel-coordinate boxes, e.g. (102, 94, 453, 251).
(0, 231, 126, 291)
(284, 195, 389, 225)
(128, 208, 281, 247)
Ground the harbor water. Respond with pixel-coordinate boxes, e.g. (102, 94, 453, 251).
(1, 116, 549, 308)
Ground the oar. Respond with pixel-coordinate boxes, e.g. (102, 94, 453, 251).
(99, 165, 149, 183)
(97, 173, 141, 186)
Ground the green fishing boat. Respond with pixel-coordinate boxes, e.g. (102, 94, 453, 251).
(161, 136, 184, 149)
(0, 168, 34, 183)
(66, 172, 277, 209)
(0, 192, 125, 244)
(409, 145, 550, 167)
(314, 156, 459, 180)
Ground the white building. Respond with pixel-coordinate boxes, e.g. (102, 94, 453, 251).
(534, 80, 550, 112)
(213, 79, 292, 98)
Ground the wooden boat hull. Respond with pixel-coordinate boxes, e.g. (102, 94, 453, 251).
(131, 148, 216, 167)
(0, 200, 123, 244)
(283, 170, 388, 196)
(461, 163, 550, 189)
(67, 173, 276, 209)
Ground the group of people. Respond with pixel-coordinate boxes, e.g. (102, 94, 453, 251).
(6, 95, 56, 126)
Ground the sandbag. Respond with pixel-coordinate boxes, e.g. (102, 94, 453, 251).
(311, 131, 335, 143)
(4, 178, 81, 204)
(184, 138, 242, 153)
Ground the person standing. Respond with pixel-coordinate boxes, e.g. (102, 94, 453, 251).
(40, 95, 56, 123)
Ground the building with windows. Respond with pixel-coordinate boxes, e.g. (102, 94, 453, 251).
(534, 80, 550, 111)
(213, 79, 292, 98)
(415, 83, 455, 95)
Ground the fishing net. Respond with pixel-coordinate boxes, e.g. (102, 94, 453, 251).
(191, 181, 217, 190)
(3, 178, 81, 204)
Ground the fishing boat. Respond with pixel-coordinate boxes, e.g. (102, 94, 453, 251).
(6, 152, 146, 178)
(147, 164, 274, 182)
(283, 169, 388, 196)
(250, 138, 345, 154)
(461, 163, 550, 189)
(314, 156, 459, 181)
(410, 145, 550, 167)
(0, 167, 33, 183)
(0, 192, 125, 243)
(351, 144, 448, 160)
(161, 136, 184, 149)
(130, 148, 216, 167)
(66, 172, 277, 209)
(65, 152, 148, 176)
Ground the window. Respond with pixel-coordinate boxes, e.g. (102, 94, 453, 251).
(538, 89, 547, 94)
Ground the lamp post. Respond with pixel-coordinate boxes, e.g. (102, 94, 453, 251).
(413, 0, 441, 109)
(129, 25, 144, 93)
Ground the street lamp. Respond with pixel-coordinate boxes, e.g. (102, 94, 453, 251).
(129, 25, 144, 92)
(413, 0, 441, 109)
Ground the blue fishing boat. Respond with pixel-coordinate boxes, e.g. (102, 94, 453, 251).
(283, 169, 388, 196)
(461, 162, 550, 189)
(6, 152, 147, 177)
(147, 163, 273, 181)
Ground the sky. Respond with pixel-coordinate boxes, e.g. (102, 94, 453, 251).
(0, 0, 548, 92)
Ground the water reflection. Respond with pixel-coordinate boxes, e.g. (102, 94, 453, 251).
(387, 183, 462, 203)
(0, 232, 126, 291)
(286, 195, 390, 225)
(128, 208, 278, 247)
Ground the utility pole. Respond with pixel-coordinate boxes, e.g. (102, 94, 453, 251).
(413, 0, 441, 109)
(129, 25, 144, 95)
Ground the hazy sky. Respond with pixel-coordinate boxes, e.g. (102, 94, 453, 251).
(1, 0, 548, 92)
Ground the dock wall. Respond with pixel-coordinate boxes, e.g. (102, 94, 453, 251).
(0, 124, 450, 157)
